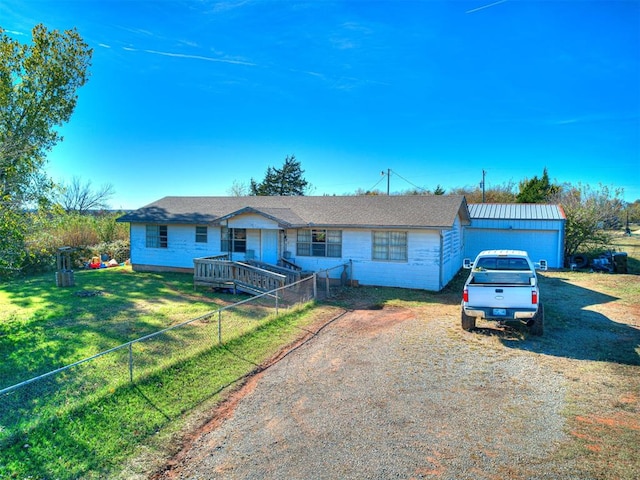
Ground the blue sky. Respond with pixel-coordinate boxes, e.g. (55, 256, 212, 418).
(2, 0, 639, 209)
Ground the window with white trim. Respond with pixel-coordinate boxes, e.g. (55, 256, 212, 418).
(372, 231, 407, 261)
(146, 225, 168, 248)
(195, 226, 208, 243)
(221, 227, 246, 253)
(297, 229, 342, 257)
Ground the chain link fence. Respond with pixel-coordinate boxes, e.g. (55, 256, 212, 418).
(0, 274, 318, 452)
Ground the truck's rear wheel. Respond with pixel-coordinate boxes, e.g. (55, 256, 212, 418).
(461, 310, 476, 331)
(529, 303, 544, 336)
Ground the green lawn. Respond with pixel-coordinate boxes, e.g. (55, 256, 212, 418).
(1, 267, 225, 386)
(611, 229, 640, 274)
(0, 266, 320, 479)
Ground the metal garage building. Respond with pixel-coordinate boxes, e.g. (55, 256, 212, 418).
(464, 204, 566, 268)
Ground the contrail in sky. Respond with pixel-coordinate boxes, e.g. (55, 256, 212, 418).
(466, 0, 508, 14)
(122, 46, 256, 66)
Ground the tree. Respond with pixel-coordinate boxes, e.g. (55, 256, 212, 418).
(432, 185, 446, 195)
(351, 188, 384, 196)
(516, 168, 559, 203)
(627, 200, 640, 225)
(450, 181, 517, 203)
(250, 155, 310, 196)
(553, 183, 625, 258)
(56, 176, 114, 214)
(227, 179, 249, 196)
(0, 24, 92, 275)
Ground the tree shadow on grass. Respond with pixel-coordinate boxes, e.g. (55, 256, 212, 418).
(0, 268, 224, 390)
(472, 274, 640, 366)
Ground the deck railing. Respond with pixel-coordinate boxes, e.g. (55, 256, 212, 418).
(245, 259, 302, 285)
(193, 255, 230, 288)
(194, 256, 287, 294)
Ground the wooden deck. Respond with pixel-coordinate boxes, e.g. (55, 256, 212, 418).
(194, 255, 297, 295)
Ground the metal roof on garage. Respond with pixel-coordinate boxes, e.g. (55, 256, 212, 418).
(468, 203, 566, 220)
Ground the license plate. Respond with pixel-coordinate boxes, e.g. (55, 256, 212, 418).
(493, 308, 507, 316)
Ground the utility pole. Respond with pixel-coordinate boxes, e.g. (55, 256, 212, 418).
(480, 169, 486, 203)
(387, 168, 390, 195)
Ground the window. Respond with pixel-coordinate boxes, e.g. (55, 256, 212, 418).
(297, 229, 342, 257)
(372, 231, 407, 261)
(195, 226, 208, 243)
(221, 227, 246, 253)
(476, 257, 529, 271)
(146, 225, 168, 248)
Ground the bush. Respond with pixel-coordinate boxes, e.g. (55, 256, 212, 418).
(20, 211, 130, 274)
(90, 240, 130, 264)
(20, 249, 57, 275)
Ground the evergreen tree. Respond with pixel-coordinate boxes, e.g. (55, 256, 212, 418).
(516, 168, 559, 203)
(250, 155, 309, 196)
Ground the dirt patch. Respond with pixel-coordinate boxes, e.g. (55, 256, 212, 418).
(331, 306, 415, 336)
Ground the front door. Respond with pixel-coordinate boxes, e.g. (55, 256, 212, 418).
(261, 230, 278, 264)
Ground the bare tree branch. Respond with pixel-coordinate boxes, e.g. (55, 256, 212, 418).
(57, 176, 114, 214)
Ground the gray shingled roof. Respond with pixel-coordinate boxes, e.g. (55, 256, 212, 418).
(117, 195, 471, 229)
(468, 203, 566, 220)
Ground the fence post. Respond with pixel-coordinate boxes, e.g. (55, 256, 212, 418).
(325, 270, 330, 297)
(275, 291, 279, 316)
(312, 273, 317, 299)
(128, 343, 134, 383)
(218, 310, 222, 344)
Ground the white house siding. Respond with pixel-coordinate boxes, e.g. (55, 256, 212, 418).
(130, 224, 221, 270)
(282, 229, 444, 291)
(225, 214, 280, 230)
(130, 217, 463, 291)
(280, 228, 350, 274)
(130, 223, 275, 269)
(464, 218, 564, 268)
(441, 217, 464, 288)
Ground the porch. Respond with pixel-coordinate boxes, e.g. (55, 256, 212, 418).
(193, 255, 305, 295)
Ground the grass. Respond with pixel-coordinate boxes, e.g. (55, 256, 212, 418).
(0, 266, 324, 479)
(0, 266, 229, 387)
(610, 228, 640, 274)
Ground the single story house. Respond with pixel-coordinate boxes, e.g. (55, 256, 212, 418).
(464, 203, 566, 268)
(117, 195, 471, 291)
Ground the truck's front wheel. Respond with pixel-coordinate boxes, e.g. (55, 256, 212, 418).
(529, 303, 544, 336)
(461, 310, 476, 331)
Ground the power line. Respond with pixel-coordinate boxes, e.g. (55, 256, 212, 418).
(389, 169, 428, 194)
(366, 173, 387, 193)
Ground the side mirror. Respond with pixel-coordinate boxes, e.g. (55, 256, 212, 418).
(463, 258, 472, 269)
(537, 259, 548, 271)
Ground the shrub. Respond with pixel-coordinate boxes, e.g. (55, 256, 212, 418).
(20, 211, 130, 274)
(90, 240, 130, 264)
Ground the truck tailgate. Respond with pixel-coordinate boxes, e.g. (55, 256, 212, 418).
(466, 284, 534, 309)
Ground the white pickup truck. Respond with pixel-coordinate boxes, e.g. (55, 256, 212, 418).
(461, 250, 547, 335)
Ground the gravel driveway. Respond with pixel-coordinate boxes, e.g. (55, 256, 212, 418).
(156, 304, 582, 480)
